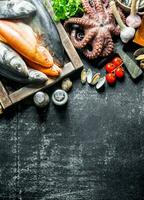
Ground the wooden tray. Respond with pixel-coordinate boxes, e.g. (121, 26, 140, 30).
(0, 1, 83, 114)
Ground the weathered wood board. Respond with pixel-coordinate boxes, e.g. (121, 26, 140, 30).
(0, 0, 83, 114)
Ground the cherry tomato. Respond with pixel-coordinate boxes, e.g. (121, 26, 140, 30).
(105, 63, 116, 73)
(106, 73, 116, 85)
(115, 67, 125, 78)
(112, 57, 123, 67)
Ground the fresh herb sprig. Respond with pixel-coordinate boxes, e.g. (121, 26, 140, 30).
(48, 0, 83, 21)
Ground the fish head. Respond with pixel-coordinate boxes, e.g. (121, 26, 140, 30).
(10, 56, 29, 77)
(28, 69, 48, 83)
(13, 1, 36, 16)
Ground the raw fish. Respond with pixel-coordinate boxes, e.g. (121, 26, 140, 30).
(26, 59, 62, 77)
(0, 0, 36, 19)
(0, 41, 28, 77)
(29, 0, 66, 66)
(0, 67, 48, 83)
(0, 20, 54, 67)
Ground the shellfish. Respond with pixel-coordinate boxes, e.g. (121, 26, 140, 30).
(61, 78, 73, 92)
(87, 68, 93, 84)
(90, 73, 101, 85)
(96, 77, 106, 90)
(81, 69, 87, 84)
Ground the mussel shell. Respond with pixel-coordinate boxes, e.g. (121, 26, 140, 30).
(90, 73, 100, 85)
(140, 60, 144, 69)
(135, 54, 144, 60)
(81, 69, 87, 84)
(87, 68, 93, 84)
(134, 48, 144, 57)
(96, 77, 106, 90)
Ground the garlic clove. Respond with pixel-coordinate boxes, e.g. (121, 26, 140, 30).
(120, 27, 135, 43)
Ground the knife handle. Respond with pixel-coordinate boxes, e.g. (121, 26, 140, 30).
(116, 49, 143, 79)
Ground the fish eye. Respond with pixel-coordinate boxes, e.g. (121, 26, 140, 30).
(35, 73, 40, 78)
(8, 2, 14, 8)
(19, 7, 25, 12)
(15, 63, 21, 72)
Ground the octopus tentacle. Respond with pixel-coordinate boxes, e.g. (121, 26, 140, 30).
(108, 22, 120, 36)
(82, 34, 104, 59)
(101, 33, 114, 57)
(64, 17, 94, 29)
(107, 8, 120, 36)
(70, 29, 97, 49)
(112, 25, 120, 36)
(81, 0, 96, 18)
(94, 0, 105, 13)
(118, 7, 126, 24)
(107, 7, 113, 22)
(64, 0, 126, 59)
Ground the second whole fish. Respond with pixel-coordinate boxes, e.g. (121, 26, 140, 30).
(0, 41, 48, 83)
(0, 0, 36, 19)
(0, 41, 28, 77)
(0, 67, 48, 83)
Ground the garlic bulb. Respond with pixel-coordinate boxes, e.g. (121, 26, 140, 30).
(126, 0, 141, 28)
(110, 1, 135, 43)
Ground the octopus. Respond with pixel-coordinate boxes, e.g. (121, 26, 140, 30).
(64, 0, 126, 59)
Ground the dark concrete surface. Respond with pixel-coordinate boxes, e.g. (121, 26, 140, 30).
(0, 56, 144, 200)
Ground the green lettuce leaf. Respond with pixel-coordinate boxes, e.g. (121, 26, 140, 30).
(46, 0, 83, 21)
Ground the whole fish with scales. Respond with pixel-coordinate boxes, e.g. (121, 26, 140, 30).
(0, 0, 36, 19)
(0, 41, 28, 77)
(0, 41, 48, 83)
(0, 67, 48, 83)
(27, 0, 66, 66)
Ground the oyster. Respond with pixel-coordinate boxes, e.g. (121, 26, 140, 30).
(61, 78, 73, 92)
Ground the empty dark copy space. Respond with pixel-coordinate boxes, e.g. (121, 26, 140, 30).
(0, 55, 144, 200)
(0, 0, 144, 199)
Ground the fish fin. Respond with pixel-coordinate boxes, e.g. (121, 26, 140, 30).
(36, 33, 45, 45)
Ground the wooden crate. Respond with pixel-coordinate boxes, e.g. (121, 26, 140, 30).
(0, 1, 83, 114)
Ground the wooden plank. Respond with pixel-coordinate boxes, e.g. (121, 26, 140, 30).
(44, 1, 83, 70)
(0, 81, 12, 109)
(9, 62, 76, 105)
(0, 104, 3, 114)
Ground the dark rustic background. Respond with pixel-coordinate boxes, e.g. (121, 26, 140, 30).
(0, 56, 144, 200)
